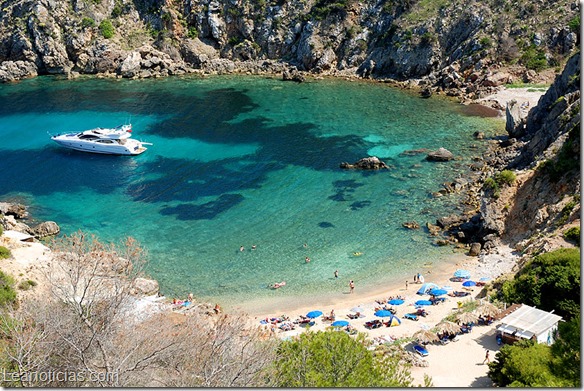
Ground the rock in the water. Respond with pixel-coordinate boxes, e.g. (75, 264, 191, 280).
(469, 242, 482, 256)
(426, 148, 454, 161)
(133, 277, 160, 296)
(437, 214, 465, 229)
(473, 131, 485, 139)
(282, 67, 305, 82)
(31, 221, 60, 238)
(403, 221, 420, 229)
(426, 222, 441, 236)
(340, 156, 389, 170)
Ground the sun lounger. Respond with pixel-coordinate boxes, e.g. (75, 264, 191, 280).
(449, 291, 470, 297)
(364, 320, 383, 329)
(413, 344, 429, 357)
(403, 313, 418, 321)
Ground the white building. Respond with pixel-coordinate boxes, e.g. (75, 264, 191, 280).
(496, 304, 563, 345)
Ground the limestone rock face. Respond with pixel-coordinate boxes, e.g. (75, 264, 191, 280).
(426, 148, 454, 162)
(119, 51, 142, 78)
(0, 60, 38, 82)
(31, 221, 60, 238)
(505, 99, 526, 138)
(0, 203, 28, 219)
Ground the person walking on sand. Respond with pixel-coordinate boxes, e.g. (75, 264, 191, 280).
(405, 280, 408, 290)
(349, 280, 355, 293)
(482, 350, 490, 364)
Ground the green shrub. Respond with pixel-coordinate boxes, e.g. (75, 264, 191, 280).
(564, 227, 580, 243)
(112, 3, 122, 18)
(521, 46, 548, 71)
(17, 279, 36, 291)
(81, 17, 95, 29)
(483, 177, 500, 198)
(0, 225, 3, 236)
(495, 170, 516, 186)
(187, 27, 198, 39)
(568, 15, 580, 33)
(0, 246, 11, 260)
(479, 36, 492, 48)
(0, 271, 16, 307)
(501, 248, 580, 319)
(99, 19, 114, 39)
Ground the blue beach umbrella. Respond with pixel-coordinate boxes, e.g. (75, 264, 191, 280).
(462, 280, 476, 287)
(374, 309, 393, 317)
(454, 269, 471, 279)
(388, 299, 405, 305)
(331, 320, 350, 327)
(306, 310, 323, 318)
(429, 288, 448, 296)
(415, 300, 433, 306)
(479, 277, 491, 282)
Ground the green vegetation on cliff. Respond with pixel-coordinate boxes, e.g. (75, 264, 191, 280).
(500, 248, 580, 319)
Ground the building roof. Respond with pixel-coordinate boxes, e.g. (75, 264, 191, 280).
(497, 304, 562, 339)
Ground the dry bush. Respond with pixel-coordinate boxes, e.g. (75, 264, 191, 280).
(0, 231, 277, 386)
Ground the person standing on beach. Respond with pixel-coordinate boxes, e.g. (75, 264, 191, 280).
(334, 270, 339, 278)
(405, 280, 408, 290)
(482, 350, 490, 364)
(349, 280, 355, 293)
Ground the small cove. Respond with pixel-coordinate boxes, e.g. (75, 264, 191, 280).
(0, 74, 504, 310)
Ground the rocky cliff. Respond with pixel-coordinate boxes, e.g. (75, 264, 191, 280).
(445, 51, 580, 257)
(0, 0, 579, 98)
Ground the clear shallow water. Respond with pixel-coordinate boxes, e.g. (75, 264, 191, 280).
(0, 75, 502, 309)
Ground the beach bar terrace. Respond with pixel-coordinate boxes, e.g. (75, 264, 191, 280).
(496, 304, 562, 346)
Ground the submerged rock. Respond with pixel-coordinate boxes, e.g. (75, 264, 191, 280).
(340, 156, 389, 170)
(426, 148, 454, 161)
(402, 221, 420, 229)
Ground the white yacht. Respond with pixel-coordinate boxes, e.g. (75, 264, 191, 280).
(51, 124, 150, 155)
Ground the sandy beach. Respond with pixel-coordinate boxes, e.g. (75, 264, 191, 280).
(248, 246, 518, 387)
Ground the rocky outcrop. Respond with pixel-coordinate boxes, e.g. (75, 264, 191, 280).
(426, 148, 454, 162)
(282, 67, 306, 82)
(31, 221, 60, 238)
(442, 52, 580, 256)
(0, 60, 38, 82)
(133, 277, 160, 296)
(0, 202, 28, 219)
(340, 157, 389, 170)
(0, 202, 60, 239)
(505, 99, 527, 138)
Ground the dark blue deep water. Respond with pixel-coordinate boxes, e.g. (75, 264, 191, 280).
(0, 75, 503, 313)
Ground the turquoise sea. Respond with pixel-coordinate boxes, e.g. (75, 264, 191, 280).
(0, 75, 502, 313)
